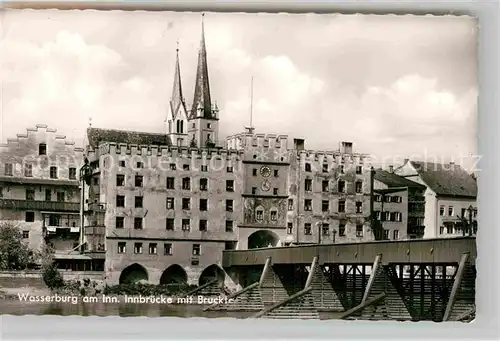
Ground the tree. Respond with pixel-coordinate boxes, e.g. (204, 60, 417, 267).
(0, 222, 36, 270)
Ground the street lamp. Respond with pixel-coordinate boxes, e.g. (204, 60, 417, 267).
(467, 205, 474, 236)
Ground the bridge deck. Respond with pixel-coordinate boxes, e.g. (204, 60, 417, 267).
(222, 237, 476, 267)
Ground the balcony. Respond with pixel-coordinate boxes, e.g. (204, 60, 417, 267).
(86, 202, 106, 212)
(0, 199, 80, 212)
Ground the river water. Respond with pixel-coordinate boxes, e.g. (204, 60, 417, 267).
(0, 298, 253, 318)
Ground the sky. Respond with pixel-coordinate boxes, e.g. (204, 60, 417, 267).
(0, 10, 478, 169)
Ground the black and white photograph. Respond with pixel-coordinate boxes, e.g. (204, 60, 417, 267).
(0, 10, 477, 322)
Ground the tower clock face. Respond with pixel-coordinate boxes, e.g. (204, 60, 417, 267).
(261, 180, 271, 192)
(260, 166, 271, 178)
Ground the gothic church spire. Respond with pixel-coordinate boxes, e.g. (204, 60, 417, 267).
(170, 40, 185, 119)
(189, 13, 213, 120)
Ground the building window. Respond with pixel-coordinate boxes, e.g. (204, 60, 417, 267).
(305, 163, 312, 172)
(395, 212, 402, 222)
(288, 199, 293, 211)
(227, 166, 233, 173)
(338, 200, 345, 213)
(136, 161, 144, 169)
(322, 163, 328, 173)
(24, 164, 32, 177)
(118, 242, 126, 254)
(93, 177, 99, 186)
(116, 195, 125, 207)
(356, 225, 363, 237)
(256, 209, 264, 221)
(439, 205, 445, 216)
(225, 220, 234, 232)
(461, 208, 466, 218)
(339, 221, 346, 236)
(50, 166, 58, 179)
(26, 189, 35, 201)
(304, 223, 312, 235)
(383, 212, 391, 221)
(322, 180, 329, 192)
(252, 169, 257, 176)
(134, 243, 143, 254)
(116, 217, 124, 228)
(448, 206, 454, 216)
(374, 211, 381, 221)
(149, 243, 157, 255)
(182, 219, 190, 231)
(4, 163, 13, 176)
(305, 179, 312, 191)
(273, 188, 278, 195)
(322, 224, 330, 236)
(22, 231, 29, 239)
(383, 229, 389, 240)
(164, 243, 173, 255)
(200, 165, 208, 172)
(340, 165, 345, 174)
(274, 169, 279, 177)
(166, 218, 174, 230)
(355, 181, 362, 193)
(166, 198, 175, 209)
(304, 199, 312, 211)
(270, 210, 277, 221)
(170, 163, 177, 170)
(338, 180, 345, 193)
(119, 160, 126, 167)
(192, 244, 201, 256)
(182, 177, 191, 190)
(25, 212, 35, 222)
(0, 187, 3, 198)
(356, 166, 362, 174)
(199, 198, 208, 211)
(68, 167, 77, 180)
(226, 180, 234, 192)
(134, 218, 143, 230)
(116, 174, 125, 186)
(252, 187, 257, 195)
(226, 200, 233, 212)
(322, 200, 329, 212)
(39, 143, 47, 155)
(287, 223, 293, 234)
(199, 178, 208, 191)
(57, 192, 65, 202)
(199, 219, 207, 231)
(182, 198, 191, 210)
(166, 177, 175, 189)
(355, 202, 362, 214)
(393, 230, 399, 240)
(135, 175, 143, 187)
(135, 196, 143, 208)
(183, 164, 190, 171)
(374, 194, 382, 202)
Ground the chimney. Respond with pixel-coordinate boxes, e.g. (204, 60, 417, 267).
(294, 138, 305, 151)
(388, 165, 394, 173)
(340, 141, 353, 154)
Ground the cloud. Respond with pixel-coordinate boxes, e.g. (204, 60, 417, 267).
(0, 10, 477, 166)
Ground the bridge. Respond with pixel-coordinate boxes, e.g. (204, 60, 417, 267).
(205, 237, 476, 321)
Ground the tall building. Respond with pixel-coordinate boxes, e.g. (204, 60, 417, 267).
(0, 124, 93, 270)
(394, 160, 478, 238)
(373, 168, 426, 240)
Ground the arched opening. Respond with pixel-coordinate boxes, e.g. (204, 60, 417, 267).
(248, 230, 280, 249)
(198, 264, 225, 286)
(159, 264, 188, 285)
(119, 263, 149, 284)
(180, 120, 184, 133)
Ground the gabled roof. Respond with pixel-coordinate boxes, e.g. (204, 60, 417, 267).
(374, 170, 426, 189)
(410, 161, 477, 198)
(87, 128, 171, 149)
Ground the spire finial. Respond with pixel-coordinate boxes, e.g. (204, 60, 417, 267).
(88, 117, 92, 128)
(176, 39, 179, 53)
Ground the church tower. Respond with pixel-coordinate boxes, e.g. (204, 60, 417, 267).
(187, 14, 219, 149)
(166, 42, 189, 147)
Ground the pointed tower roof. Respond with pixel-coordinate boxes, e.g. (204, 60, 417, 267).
(170, 41, 186, 120)
(189, 14, 213, 120)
